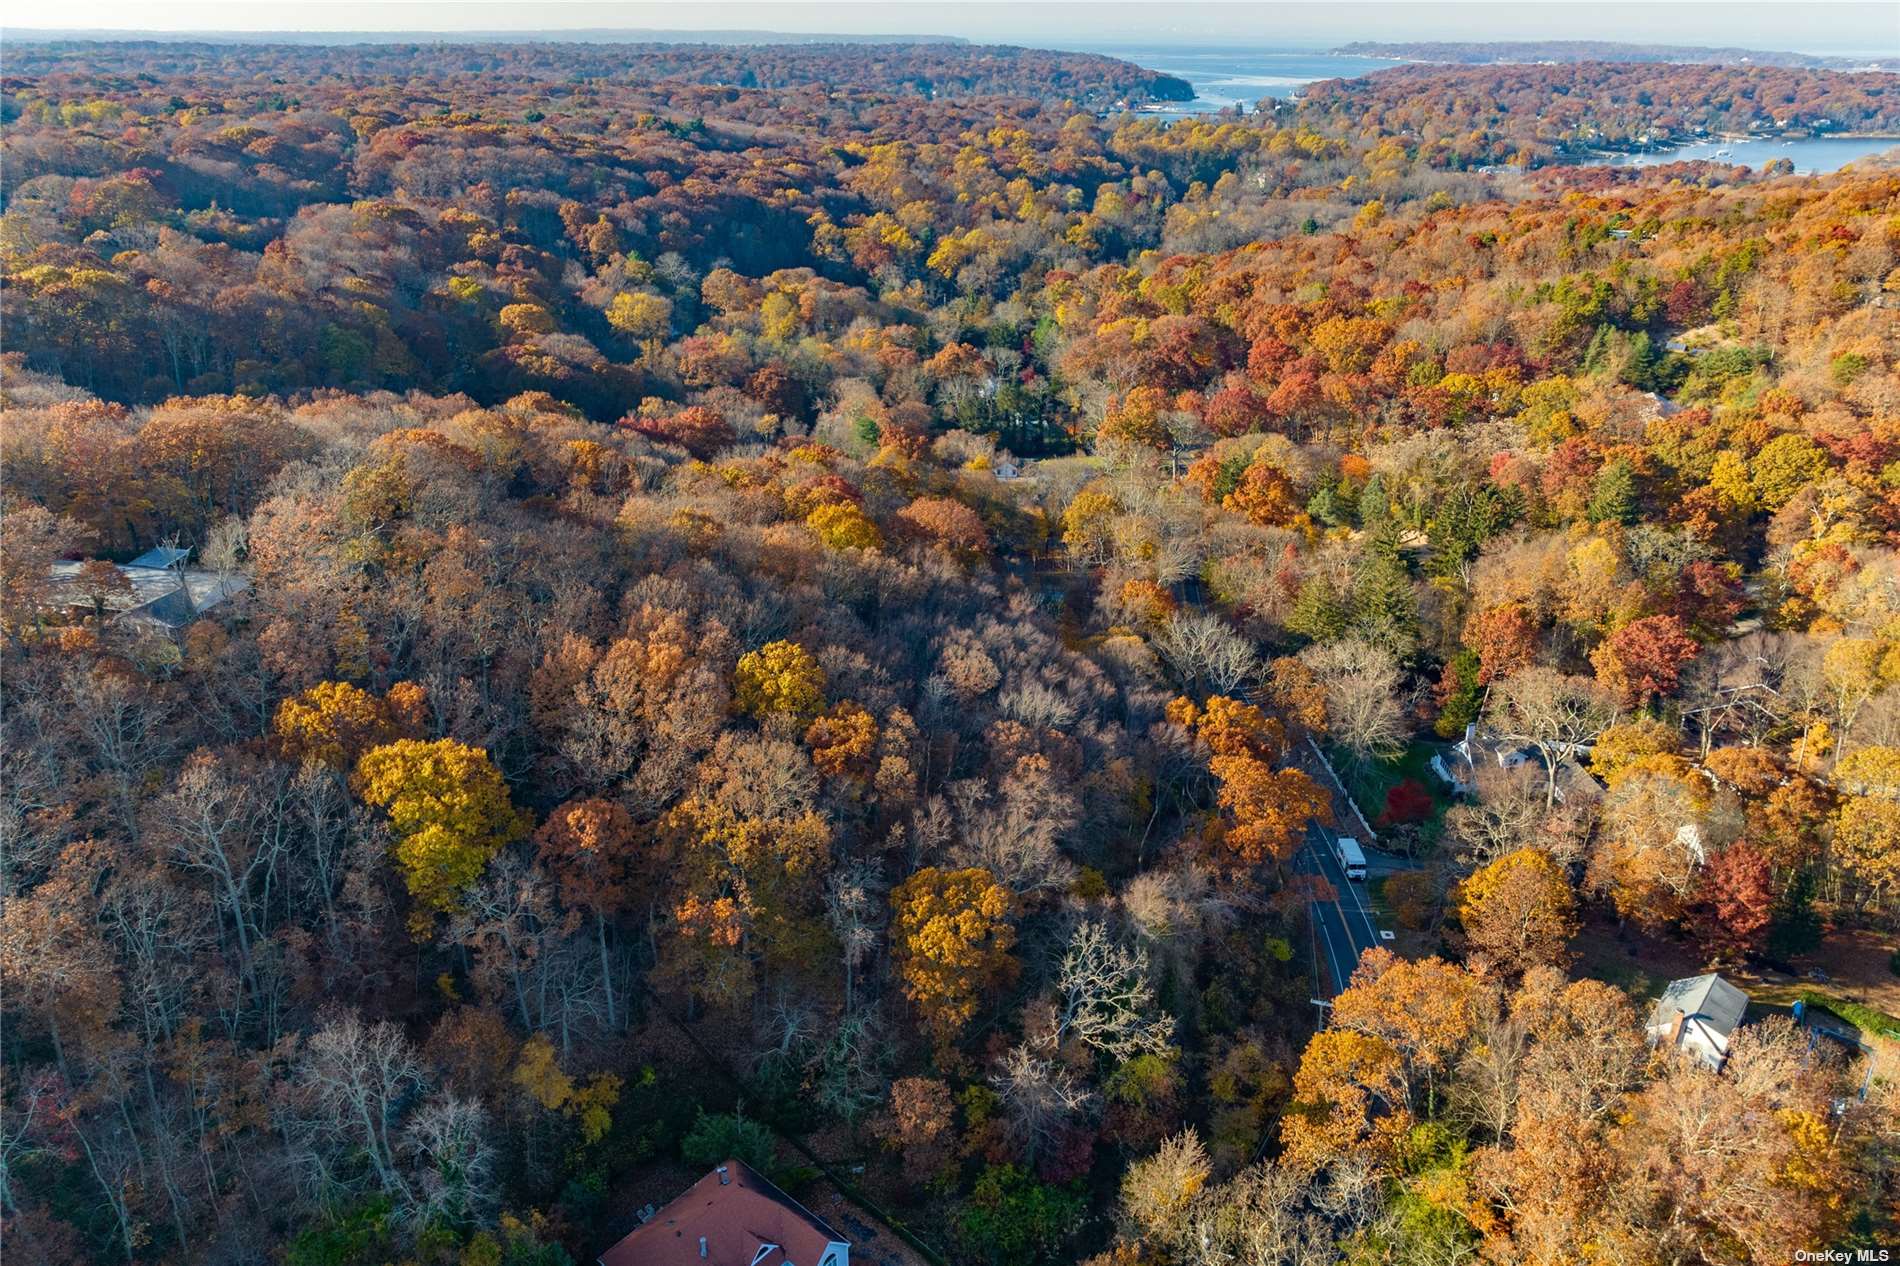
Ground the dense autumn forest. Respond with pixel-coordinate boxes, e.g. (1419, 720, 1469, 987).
(2, 35, 1899, 1266)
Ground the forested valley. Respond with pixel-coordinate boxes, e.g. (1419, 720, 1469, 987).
(2, 37, 1898, 1266)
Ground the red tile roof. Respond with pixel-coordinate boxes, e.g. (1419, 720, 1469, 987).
(599, 1159, 846, 1266)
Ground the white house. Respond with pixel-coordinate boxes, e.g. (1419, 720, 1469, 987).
(1647, 973, 1749, 1071)
(1432, 724, 1602, 806)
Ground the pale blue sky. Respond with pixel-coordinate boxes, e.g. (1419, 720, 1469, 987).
(7, 0, 1897, 56)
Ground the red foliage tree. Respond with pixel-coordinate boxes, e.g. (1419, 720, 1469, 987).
(896, 497, 991, 562)
(1673, 561, 1745, 640)
(1464, 602, 1539, 684)
(1201, 377, 1270, 437)
(1380, 778, 1435, 826)
(624, 405, 735, 459)
(1698, 840, 1775, 959)
(1591, 614, 1699, 708)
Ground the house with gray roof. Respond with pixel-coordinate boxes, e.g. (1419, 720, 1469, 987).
(48, 552, 248, 631)
(1646, 973, 1749, 1071)
(1433, 723, 1604, 806)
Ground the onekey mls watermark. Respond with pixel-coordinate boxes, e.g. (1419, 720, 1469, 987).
(1792, 1249, 1895, 1263)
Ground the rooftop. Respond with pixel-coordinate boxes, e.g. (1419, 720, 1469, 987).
(599, 1159, 845, 1266)
(49, 561, 249, 629)
(1648, 972, 1749, 1039)
(127, 545, 191, 570)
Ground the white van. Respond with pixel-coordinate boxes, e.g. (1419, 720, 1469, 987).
(1334, 835, 1367, 882)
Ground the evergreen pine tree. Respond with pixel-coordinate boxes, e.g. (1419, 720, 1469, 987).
(1352, 521, 1421, 660)
(1587, 457, 1638, 525)
(1357, 475, 1391, 529)
(1427, 483, 1514, 583)
(1582, 323, 1614, 377)
(1288, 573, 1350, 644)
(1306, 479, 1346, 528)
(1434, 649, 1485, 738)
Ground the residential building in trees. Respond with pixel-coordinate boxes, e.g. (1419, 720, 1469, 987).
(598, 1160, 849, 1266)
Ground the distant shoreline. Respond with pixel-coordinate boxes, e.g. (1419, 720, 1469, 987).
(1331, 39, 1899, 73)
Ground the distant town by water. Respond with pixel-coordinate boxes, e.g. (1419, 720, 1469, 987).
(1077, 44, 1899, 174)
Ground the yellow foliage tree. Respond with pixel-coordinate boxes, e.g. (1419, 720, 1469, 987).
(662, 795, 832, 937)
(1207, 755, 1330, 867)
(498, 302, 555, 336)
(1279, 1029, 1409, 1169)
(1456, 847, 1578, 975)
(1061, 489, 1120, 565)
(1833, 793, 1900, 908)
(1167, 694, 1284, 762)
(805, 701, 879, 780)
(806, 502, 883, 551)
(1223, 456, 1305, 528)
(513, 1034, 623, 1144)
(1116, 578, 1177, 627)
(734, 640, 826, 723)
(1748, 433, 1829, 511)
(274, 680, 426, 770)
(604, 290, 672, 354)
(353, 738, 529, 914)
(760, 290, 799, 341)
(1588, 718, 1680, 786)
(890, 866, 1017, 1042)
(1097, 386, 1173, 452)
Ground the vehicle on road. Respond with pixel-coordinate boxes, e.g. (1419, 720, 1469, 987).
(1335, 835, 1367, 881)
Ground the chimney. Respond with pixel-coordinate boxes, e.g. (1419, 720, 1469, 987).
(699, 1237, 708, 1259)
(1668, 1011, 1685, 1047)
(717, 1165, 730, 1185)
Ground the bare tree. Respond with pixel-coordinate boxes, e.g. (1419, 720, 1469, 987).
(1153, 612, 1259, 698)
(809, 1007, 894, 1124)
(149, 752, 288, 997)
(991, 1042, 1094, 1161)
(1678, 631, 1806, 758)
(1122, 864, 1234, 990)
(1051, 920, 1175, 1061)
(1487, 668, 1616, 809)
(400, 1092, 495, 1230)
(1119, 1128, 1211, 1253)
(823, 858, 886, 1010)
(0, 660, 78, 893)
(97, 858, 216, 1072)
(1518, 972, 1644, 1125)
(1444, 761, 1588, 867)
(283, 1011, 424, 1206)
(1448, 982, 1526, 1142)
(63, 665, 173, 839)
(287, 763, 352, 947)
(1181, 1156, 1381, 1266)
(448, 854, 606, 1054)
(0, 1071, 70, 1218)
(201, 515, 248, 580)
(1299, 638, 1406, 768)
(946, 760, 1079, 898)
